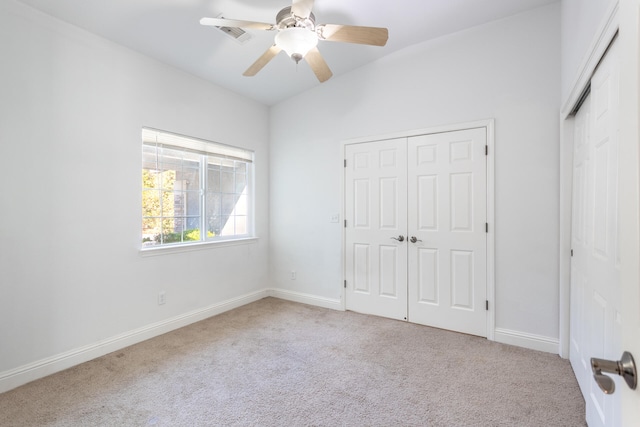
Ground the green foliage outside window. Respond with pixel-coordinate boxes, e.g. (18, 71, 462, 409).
(142, 169, 216, 244)
(142, 168, 176, 234)
(150, 229, 215, 244)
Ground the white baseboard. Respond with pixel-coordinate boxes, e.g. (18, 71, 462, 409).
(267, 288, 343, 311)
(267, 291, 561, 356)
(2, 290, 554, 395)
(494, 328, 559, 354)
(0, 289, 268, 394)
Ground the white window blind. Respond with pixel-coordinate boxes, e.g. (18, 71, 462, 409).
(142, 128, 253, 162)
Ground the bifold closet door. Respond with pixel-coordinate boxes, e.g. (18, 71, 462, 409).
(344, 138, 408, 321)
(407, 129, 487, 337)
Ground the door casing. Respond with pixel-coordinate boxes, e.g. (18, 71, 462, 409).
(340, 119, 495, 341)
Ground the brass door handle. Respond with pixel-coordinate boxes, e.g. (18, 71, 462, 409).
(591, 351, 637, 394)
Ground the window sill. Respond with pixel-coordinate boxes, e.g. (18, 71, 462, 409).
(139, 237, 259, 257)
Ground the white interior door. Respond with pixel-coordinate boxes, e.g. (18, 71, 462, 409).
(345, 127, 488, 337)
(344, 138, 408, 321)
(569, 40, 623, 427)
(407, 129, 487, 337)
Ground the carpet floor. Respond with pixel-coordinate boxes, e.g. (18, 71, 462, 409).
(0, 297, 585, 426)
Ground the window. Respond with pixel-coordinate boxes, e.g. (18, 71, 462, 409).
(141, 128, 253, 248)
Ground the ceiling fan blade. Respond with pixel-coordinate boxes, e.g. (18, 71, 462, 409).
(200, 17, 275, 31)
(317, 24, 389, 46)
(243, 45, 282, 76)
(305, 47, 333, 83)
(291, 0, 315, 19)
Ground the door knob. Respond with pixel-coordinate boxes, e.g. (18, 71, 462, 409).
(390, 235, 405, 242)
(409, 236, 422, 243)
(590, 351, 637, 394)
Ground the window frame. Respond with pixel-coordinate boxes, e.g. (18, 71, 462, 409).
(141, 128, 255, 251)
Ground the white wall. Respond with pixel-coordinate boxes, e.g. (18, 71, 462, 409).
(270, 4, 561, 346)
(0, 0, 269, 390)
(561, 0, 617, 102)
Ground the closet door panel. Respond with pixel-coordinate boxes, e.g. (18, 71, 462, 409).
(345, 138, 408, 320)
(407, 128, 487, 337)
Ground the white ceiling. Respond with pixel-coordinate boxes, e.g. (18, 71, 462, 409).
(17, 0, 559, 105)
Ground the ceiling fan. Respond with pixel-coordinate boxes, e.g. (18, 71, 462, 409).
(200, 0, 389, 82)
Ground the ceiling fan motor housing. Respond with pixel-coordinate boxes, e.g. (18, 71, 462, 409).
(276, 6, 315, 30)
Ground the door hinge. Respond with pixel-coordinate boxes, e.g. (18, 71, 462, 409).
(485, 145, 488, 156)
(571, 249, 574, 257)
(344, 280, 347, 289)
(344, 159, 347, 167)
(486, 300, 489, 311)
(344, 219, 347, 228)
(485, 223, 488, 233)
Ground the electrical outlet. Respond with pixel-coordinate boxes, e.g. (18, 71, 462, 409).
(329, 214, 340, 223)
(290, 271, 296, 280)
(158, 291, 166, 305)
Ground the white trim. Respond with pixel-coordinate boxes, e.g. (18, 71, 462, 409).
(341, 119, 495, 340)
(494, 328, 559, 354)
(558, 2, 619, 359)
(561, 2, 619, 118)
(342, 119, 495, 146)
(558, 118, 575, 359)
(139, 237, 260, 257)
(485, 120, 496, 341)
(0, 285, 553, 395)
(0, 290, 268, 394)
(339, 142, 347, 312)
(268, 288, 343, 311)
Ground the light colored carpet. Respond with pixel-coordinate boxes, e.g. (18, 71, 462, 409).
(0, 298, 585, 426)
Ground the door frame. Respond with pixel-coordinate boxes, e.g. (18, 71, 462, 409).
(559, 1, 619, 359)
(340, 119, 495, 341)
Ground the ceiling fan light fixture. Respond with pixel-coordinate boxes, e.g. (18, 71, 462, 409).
(275, 27, 318, 63)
